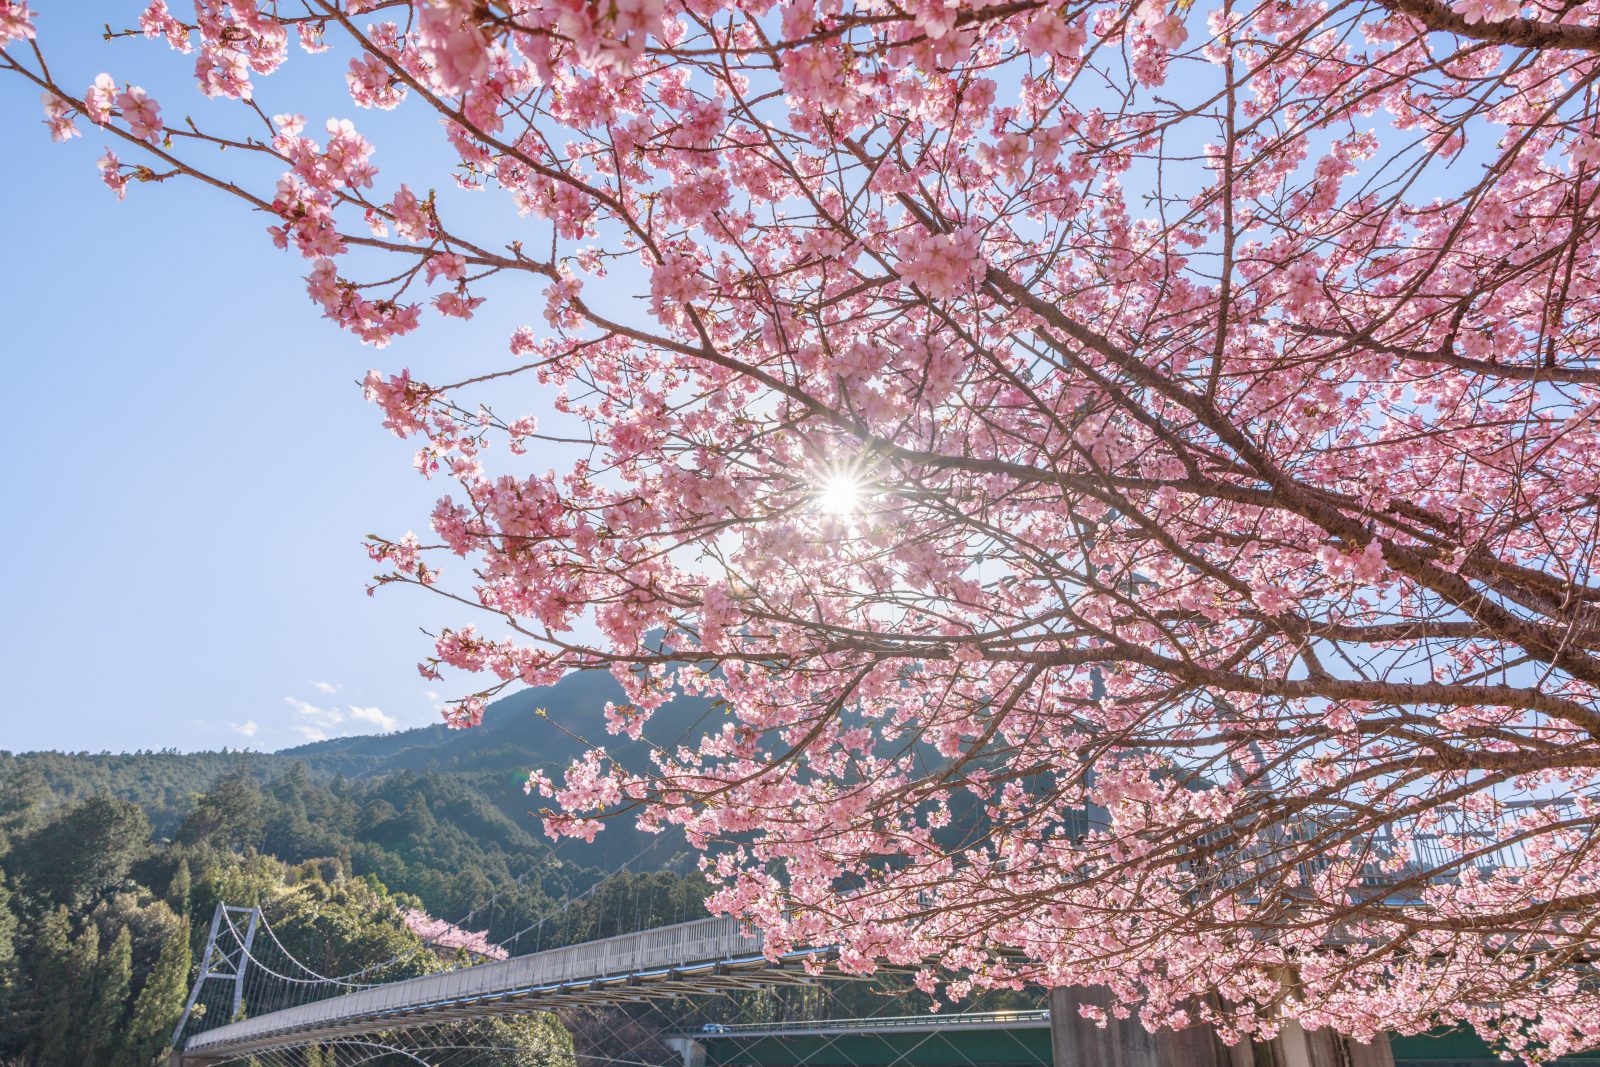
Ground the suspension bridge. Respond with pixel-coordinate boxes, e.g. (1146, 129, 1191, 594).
(174, 914, 819, 1064)
(167, 897, 1071, 1067)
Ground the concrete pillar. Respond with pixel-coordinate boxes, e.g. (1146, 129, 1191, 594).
(1278, 1019, 1322, 1067)
(1273, 1021, 1396, 1067)
(1153, 1016, 1239, 1067)
(1049, 988, 1393, 1067)
(1345, 1035, 1396, 1067)
(1229, 1036, 1264, 1067)
(663, 1037, 707, 1067)
(1051, 986, 1233, 1067)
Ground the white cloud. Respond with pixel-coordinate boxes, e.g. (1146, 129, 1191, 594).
(348, 705, 398, 732)
(311, 680, 342, 695)
(283, 693, 399, 743)
(230, 720, 259, 738)
(284, 697, 347, 743)
(285, 696, 344, 723)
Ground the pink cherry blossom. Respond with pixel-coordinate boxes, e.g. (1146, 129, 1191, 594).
(115, 85, 162, 142)
(387, 184, 434, 242)
(895, 225, 984, 300)
(0, 0, 34, 45)
(1453, 0, 1520, 22)
(401, 908, 509, 959)
(433, 289, 483, 318)
(416, 3, 489, 96)
(40, 93, 77, 142)
(83, 74, 117, 125)
(346, 53, 406, 110)
(139, 1, 190, 51)
(1136, 0, 1188, 49)
(1021, 13, 1087, 60)
(96, 148, 128, 200)
(424, 251, 466, 284)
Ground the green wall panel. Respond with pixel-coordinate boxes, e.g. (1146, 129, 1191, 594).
(701, 1023, 1600, 1067)
(1392, 1026, 1600, 1066)
(705, 1028, 1053, 1067)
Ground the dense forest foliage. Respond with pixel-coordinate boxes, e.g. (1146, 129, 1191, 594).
(0, 769, 577, 1066)
(0, 754, 715, 946)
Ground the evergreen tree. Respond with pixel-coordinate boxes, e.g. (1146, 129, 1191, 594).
(1, 901, 71, 1063)
(0, 762, 45, 847)
(8, 795, 149, 910)
(0, 754, 615, 1062)
(167, 858, 191, 915)
(480, 1014, 578, 1067)
(177, 772, 264, 851)
(37, 914, 99, 1065)
(86, 924, 133, 1064)
(0, 871, 15, 1025)
(123, 913, 191, 1066)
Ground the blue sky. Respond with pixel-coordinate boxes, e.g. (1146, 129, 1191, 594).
(0, 6, 571, 753)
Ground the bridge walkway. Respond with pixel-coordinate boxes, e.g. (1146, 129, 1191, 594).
(180, 916, 812, 1063)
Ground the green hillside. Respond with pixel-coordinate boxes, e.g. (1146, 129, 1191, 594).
(0, 669, 718, 942)
(0, 782, 577, 1067)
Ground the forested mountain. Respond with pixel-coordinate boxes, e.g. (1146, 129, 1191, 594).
(0, 667, 721, 1067)
(280, 669, 718, 777)
(1, 668, 716, 877)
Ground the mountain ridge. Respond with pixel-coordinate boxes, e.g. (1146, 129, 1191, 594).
(0, 668, 715, 880)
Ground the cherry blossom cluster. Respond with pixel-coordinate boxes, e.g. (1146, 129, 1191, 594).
(0, 1, 34, 47)
(400, 907, 509, 960)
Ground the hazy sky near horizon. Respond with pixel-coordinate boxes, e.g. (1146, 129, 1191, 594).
(0, 6, 576, 754)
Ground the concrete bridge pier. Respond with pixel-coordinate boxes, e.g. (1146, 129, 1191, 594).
(1274, 1018, 1396, 1067)
(1049, 987, 1395, 1067)
(1049, 987, 1244, 1067)
(664, 1036, 708, 1067)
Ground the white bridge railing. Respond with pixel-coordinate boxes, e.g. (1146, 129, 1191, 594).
(185, 916, 766, 1055)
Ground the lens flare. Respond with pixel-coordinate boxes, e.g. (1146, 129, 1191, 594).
(817, 473, 864, 515)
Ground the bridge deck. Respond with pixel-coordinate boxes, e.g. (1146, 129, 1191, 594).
(183, 917, 807, 1061)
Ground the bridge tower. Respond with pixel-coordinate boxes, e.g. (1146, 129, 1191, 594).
(170, 904, 262, 1049)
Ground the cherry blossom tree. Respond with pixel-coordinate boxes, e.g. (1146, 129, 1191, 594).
(402, 907, 510, 960)
(6, 0, 1600, 1057)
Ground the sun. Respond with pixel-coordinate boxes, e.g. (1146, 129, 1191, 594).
(817, 473, 864, 516)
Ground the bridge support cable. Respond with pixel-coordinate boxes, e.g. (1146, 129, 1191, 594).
(175, 906, 1051, 1067)
(174, 843, 602, 1042)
